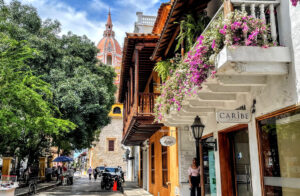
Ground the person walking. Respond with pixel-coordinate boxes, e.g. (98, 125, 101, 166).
(188, 158, 201, 196)
(93, 168, 98, 181)
(46, 167, 52, 182)
(87, 167, 92, 180)
(24, 166, 32, 185)
(68, 167, 74, 185)
(57, 166, 62, 184)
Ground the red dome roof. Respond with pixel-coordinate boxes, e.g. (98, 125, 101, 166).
(97, 36, 122, 55)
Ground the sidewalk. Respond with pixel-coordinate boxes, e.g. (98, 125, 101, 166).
(123, 181, 153, 196)
(15, 181, 58, 196)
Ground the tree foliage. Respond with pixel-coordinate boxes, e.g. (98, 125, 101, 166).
(0, 33, 76, 163)
(0, 0, 116, 153)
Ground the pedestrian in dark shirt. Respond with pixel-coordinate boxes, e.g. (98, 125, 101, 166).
(93, 168, 98, 181)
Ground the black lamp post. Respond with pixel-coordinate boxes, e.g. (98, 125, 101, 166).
(191, 116, 205, 164)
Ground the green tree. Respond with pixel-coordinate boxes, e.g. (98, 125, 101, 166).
(0, 33, 76, 164)
(0, 0, 116, 152)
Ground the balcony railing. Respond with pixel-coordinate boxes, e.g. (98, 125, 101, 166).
(123, 92, 160, 136)
(138, 93, 160, 115)
(203, 0, 279, 44)
(231, 0, 279, 44)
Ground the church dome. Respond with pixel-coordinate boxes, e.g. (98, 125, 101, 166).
(96, 10, 122, 85)
(97, 36, 122, 56)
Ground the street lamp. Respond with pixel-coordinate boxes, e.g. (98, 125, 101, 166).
(191, 116, 217, 164)
(191, 116, 205, 163)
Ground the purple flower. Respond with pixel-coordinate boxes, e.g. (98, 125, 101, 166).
(248, 28, 259, 40)
(242, 23, 249, 33)
(219, 29, 226, 35)
(211, 40, 216, 49)
(219, 25, 227, 35)
(245, 40, 252, 46)
(291, 0, 299, 6)
(197, 35, 204, 42)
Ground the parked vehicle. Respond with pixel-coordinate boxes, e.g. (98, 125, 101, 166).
(96, 166, 105, 177)
(100, 172, 113, 190)
(104, 167, 121, 177)
(100, 172, 123, 192)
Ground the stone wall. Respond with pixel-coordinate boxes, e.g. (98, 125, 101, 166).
(90, 118, 127, 173)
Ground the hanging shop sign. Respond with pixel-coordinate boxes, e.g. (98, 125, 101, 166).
(160, 136, 176, 146)
(216, 110, 251, 123)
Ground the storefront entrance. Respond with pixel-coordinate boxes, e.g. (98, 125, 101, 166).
(201, 136, 217, 196)
(219, 125, 253, 196)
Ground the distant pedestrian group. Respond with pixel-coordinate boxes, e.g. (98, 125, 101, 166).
(53, 165, 75, 185)
(87, 167, 99, 181)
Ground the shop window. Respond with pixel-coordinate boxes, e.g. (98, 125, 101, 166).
(107, 55, 112, 65)
(108, 140, 115, 151)
(258, 107, 300, 195)
(113, 107, 121, 114)
(151, 143, 155, 184)
(202, 137, 217, 195)
(162, 145, 168, 187)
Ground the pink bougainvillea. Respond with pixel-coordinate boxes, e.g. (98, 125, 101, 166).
(291, 0, 299, 6)
(154, 11, 275, 122)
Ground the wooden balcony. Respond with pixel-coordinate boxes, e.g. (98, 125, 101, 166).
(122, 92, 163, 146)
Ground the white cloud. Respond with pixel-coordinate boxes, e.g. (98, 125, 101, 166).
(3, 0, 162, 47)
(90, 0, 111, 12)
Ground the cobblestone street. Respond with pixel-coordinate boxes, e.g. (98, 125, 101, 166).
(36, 176, 123, 196)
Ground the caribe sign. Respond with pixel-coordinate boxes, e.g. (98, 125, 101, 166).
(216, 110, 251, 123)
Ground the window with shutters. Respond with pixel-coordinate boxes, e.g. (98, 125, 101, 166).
(108, 140, 114, 151)
(162, 145, 168, 187)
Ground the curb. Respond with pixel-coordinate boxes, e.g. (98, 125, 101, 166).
(16, 183, 58, 196)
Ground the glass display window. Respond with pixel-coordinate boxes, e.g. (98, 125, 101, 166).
(257, 106, 300, 196)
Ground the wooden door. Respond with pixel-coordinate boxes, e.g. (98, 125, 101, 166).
(219, 124, 253, 196)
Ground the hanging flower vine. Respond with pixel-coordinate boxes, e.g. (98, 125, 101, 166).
(291, 0, 299, 6)
(154, 11, 276, 122)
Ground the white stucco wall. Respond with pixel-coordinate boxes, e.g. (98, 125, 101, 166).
(127, 146, 133, 181)
(288, 2, 300, 102)
(134, 146, 139, 182)
(178, 126, 197, 196)
(142, 149, 148, 190)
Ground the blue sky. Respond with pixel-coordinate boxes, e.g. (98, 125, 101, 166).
(4, 0, 168, 46)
